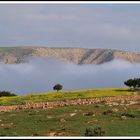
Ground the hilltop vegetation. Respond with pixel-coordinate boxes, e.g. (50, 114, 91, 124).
(0, 88, 135, 106)
(0, 91, 16, 97)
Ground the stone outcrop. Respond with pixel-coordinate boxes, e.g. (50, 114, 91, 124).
(0, 95, 140, 113)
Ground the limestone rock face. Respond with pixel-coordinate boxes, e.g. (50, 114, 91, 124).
(0, 46, 140, 65)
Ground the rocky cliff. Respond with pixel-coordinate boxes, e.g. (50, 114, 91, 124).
(0, 47, 140, 65)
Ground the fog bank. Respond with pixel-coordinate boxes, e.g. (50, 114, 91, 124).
(0, 57, 139, 95)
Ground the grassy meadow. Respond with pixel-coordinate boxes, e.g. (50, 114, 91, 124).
(0, 88, 134, 106)
(0, 102, 140, 136)
(0, 87, 139, 136)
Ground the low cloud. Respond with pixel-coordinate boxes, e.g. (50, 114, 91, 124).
(0, 57, 139, 95)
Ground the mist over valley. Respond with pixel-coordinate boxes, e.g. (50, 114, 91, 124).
(0, 55, 139, 95)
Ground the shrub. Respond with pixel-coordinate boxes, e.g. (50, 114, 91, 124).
(0, 91, 17, 97)
(121, 113, 135, 118)
(32, 133, 40, 136)
(53, 84, 63, 92)
(103, 110, 113, 115)
(83, 112, 95, 116)
(85, 126, 105, 136)
(124, 78, 140, 90)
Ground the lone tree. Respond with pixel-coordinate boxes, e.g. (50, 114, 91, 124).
(124, 78, 140, 90)
(53, 84, 63, 92)
(124, 79, 133, 89)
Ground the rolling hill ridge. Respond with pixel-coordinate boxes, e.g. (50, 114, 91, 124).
(0, 47, 140, 64)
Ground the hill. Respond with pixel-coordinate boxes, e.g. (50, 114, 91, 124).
(0, 88, 140, 136)
(0, 47, 140, 64)
(0, 88, 135, 106)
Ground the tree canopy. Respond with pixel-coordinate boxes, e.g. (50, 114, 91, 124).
(124, 78, 140, 90)
(53, 84, 63, 92)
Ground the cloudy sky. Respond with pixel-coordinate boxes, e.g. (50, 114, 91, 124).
(0, 3, 140, 51)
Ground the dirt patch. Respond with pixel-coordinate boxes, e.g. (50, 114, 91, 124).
(70, 113, 77, 117)
(48, 132, 56, 136)
(59, 118, 66, 123)
(47, 115, 53, 119)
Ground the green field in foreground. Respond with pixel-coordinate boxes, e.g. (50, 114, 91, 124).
(0, 103, 140, 136)
(0, 88, 139, 137)
(0, 88, 135, 106)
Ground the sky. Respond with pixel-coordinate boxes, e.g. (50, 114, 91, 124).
(0, 3, 140, 52)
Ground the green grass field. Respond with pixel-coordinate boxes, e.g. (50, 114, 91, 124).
(0, 88, 134, 106)
(0, 87, 139, 136)
(0, 102, 140, 136)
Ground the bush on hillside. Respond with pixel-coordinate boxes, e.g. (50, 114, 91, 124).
(121, 112, 135, 118)
(53, 84, 63, 92)
(103, 110, 113, 115)
(0, 91, 17, 97)
(85, 126, 105, 136)
(124, 78, 140, 90)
